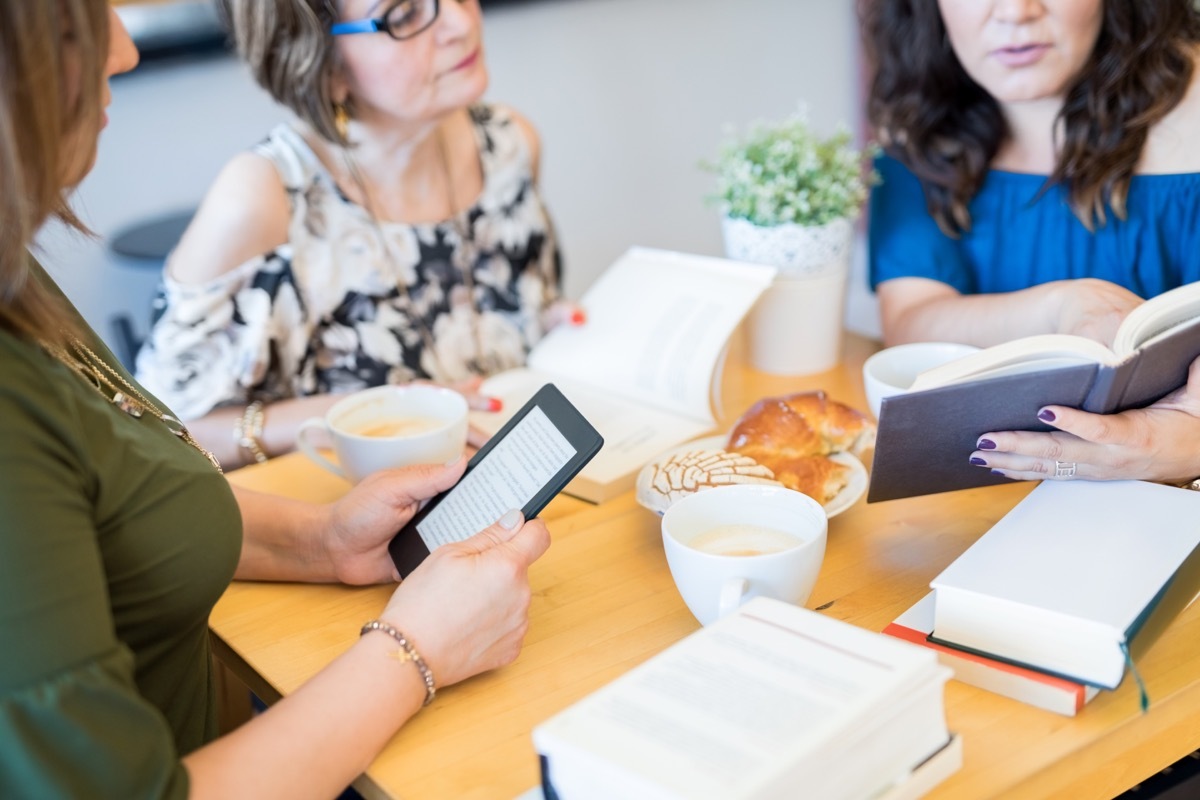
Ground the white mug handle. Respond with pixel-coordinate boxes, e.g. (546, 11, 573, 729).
(717, 577, 750, 620)
(296, 417, 347, 480)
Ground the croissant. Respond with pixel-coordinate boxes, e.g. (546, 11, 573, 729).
(728, 391, 876, 459)
(726, 391, 875, 504)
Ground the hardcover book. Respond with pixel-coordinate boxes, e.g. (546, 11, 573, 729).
(533, 597, 954, 800)
(927, 480, 1200, 692)
(883, 592, 1099, 716)
(868, 280, 1200, 502)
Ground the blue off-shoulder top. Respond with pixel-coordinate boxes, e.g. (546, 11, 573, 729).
(868, 154, 1200, 298)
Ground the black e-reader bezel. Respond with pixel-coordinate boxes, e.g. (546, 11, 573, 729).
(388, 383, 603, 577)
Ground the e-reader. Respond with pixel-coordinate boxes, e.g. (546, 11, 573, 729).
(388, 383, 603, 577)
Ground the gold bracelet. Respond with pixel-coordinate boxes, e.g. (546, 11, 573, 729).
(233, 400, 269, 464)
(360, 619, 437, 705)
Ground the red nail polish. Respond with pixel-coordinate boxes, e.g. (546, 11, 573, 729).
(571, 309, 587, 325)
(487, 397, 503, 412)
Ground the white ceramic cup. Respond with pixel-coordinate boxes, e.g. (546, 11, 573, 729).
(862, 342, 981, 419)
(296, 385, 468, 483)
(662, 484, 827, 626)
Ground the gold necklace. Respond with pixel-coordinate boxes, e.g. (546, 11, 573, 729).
(341, 125, 491, 380)
(46, 337, 223, 473)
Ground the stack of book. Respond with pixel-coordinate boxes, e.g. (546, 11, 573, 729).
(533, 597, 959, 800)
(885, 480, 1200, 715)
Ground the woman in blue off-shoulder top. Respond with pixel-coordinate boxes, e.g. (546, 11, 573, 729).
(859, 0, 1200, 487)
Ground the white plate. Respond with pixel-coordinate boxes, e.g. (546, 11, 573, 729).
(636, 434, 868, 519)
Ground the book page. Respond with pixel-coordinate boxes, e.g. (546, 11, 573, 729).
(415, 406, 576, 549)
(1113, 280, 1200, 355)
(908, 334, 1116, 392)
(475, 369, 715, 492)
(527, 248, 775, 422)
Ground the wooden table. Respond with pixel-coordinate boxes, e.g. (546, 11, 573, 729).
(210, 333, 1200, 799)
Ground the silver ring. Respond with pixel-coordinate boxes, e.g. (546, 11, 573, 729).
(1054, 460, 1077, 479)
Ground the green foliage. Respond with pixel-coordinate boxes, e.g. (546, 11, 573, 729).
(704, 111, 878, 227)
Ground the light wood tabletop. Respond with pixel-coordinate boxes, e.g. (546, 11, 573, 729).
(211, 332, 1200, 799)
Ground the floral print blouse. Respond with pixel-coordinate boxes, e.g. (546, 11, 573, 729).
(135, 104, 562, 420)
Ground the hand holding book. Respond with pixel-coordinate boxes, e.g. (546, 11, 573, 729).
(970, 355, 1200, 486)
(869, 280, 1200, 502)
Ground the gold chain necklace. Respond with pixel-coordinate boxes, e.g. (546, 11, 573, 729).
(45, 337, 223, 473)
(341, 124, 493, 380)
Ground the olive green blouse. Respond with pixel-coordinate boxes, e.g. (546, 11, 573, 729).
(0, 262, 242, 797)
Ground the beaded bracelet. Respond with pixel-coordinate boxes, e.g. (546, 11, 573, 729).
(360, 619, 437, 706)
(233, 400, 269, 464)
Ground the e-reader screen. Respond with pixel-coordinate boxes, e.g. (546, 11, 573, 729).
(388, 384, 602, 576)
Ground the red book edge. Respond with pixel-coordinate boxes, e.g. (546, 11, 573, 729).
(882, 620, 1089, 714)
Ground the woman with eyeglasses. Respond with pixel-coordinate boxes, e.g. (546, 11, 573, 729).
(134, 0, 578, 469)
(0, 5, 551, 795)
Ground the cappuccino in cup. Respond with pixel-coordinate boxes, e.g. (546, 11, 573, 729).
(688, 524, 801, 557)
(297, 385, 468, 483)
(662, 485, 827, 625)
(352, 416, 446, 438)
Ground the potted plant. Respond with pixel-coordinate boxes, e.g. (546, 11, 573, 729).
(704, 110, 877, 375)
(706, 110, 875, 277)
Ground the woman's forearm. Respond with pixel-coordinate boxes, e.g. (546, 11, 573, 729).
(183, 631, 426, 799)
(189, 394, 344, 470)
(230, 485, 336, 582)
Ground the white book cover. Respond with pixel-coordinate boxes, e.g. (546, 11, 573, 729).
(885, 593, 1099, 716)
(930, 480, 1200, 688)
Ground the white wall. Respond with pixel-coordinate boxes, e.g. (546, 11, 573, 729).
(36, 0, 876, 359)
(484, 0, 866, 305)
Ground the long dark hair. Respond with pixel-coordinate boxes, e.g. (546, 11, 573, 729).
(860, 0, 1200, 234)
(0, 0, 108, 343)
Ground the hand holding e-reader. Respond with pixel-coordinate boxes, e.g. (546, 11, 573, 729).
(388, 384, 603, 577)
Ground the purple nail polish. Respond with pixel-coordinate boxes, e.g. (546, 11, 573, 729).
(970, 457, 987, 466)
(978, 439, 997, 450)
(991, 469, 1007, 477)
(1038, 409, 1057, 422)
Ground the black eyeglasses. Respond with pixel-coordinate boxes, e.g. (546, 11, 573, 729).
(331, 0, 440, 41)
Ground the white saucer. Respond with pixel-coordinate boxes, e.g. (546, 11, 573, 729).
(636, 434, 868, 519)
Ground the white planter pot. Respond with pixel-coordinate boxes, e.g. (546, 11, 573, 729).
(721, 215, 853, 278)
(721, 216, 853, 375)
(745, 270, 848, 375)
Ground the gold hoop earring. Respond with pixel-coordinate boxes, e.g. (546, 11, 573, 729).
(334, 103, 350, 140)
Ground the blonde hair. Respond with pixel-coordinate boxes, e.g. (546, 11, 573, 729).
(218, 0, 350, 146)
(0, 0, 109, 343)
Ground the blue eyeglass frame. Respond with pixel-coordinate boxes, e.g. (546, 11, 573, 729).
(330, 0, 441, 40)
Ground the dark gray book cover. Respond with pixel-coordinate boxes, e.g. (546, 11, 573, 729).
(867, 317, 1200, 503)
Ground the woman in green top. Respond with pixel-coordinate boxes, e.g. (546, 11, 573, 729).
(0, 4, 551, 797)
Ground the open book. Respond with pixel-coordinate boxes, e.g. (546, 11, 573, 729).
(928, 480, 1200, 693)
(474, 247, 776, 503)
(869, 280, 1200, 502)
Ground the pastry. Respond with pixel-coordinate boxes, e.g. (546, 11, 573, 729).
(636, 448, 779, 515)
(728, 390, 876, 459)
(726, 391, 875, 504)
(759, 453, 851, 506)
